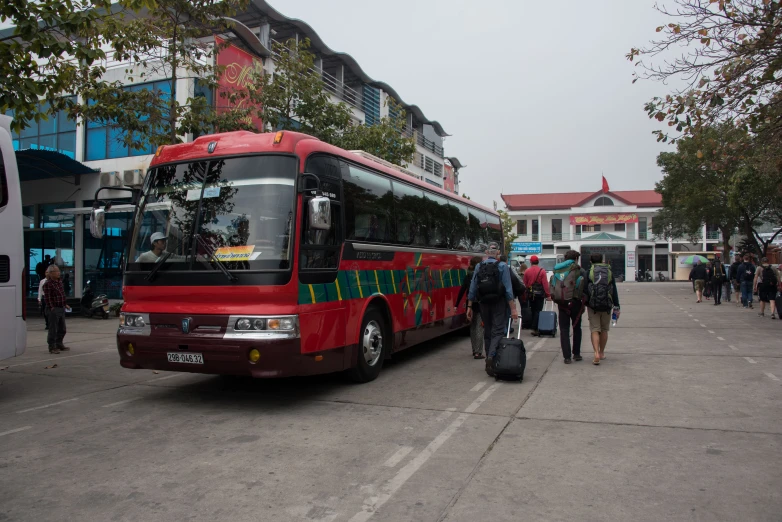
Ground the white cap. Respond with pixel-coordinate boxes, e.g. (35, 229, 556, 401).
(150, 232, 167, 244)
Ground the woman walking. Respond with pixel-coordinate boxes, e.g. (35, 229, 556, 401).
(457, 256, 485, 359)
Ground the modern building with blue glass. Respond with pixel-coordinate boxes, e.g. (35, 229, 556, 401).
(4, 0, 463, 303)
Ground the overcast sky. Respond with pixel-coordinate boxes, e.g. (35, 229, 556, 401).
(274, 0, 674, 209)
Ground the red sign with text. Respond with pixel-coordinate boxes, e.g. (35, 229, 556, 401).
(215, 36, 264, 131)
(443, 164, 455, 193)
(569, 213, 638, 225)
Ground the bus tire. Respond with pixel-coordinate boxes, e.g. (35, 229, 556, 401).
(347, 307, 388, 383)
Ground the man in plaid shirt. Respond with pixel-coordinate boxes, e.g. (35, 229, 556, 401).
(42, 265, 71, 354)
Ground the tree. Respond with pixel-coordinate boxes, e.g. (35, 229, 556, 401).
(254, 38, 353, 144)
(628, 0, 782, 144)
(497, 209, 516, 256)
(0, 0, 149, 131)
(63, 0, 254, 152)
(336, 98, 416, 166)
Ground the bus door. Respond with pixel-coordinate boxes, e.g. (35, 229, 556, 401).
(0, 115, 27, 360)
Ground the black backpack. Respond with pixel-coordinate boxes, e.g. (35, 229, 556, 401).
(588, 263, 614, 312)
(760, 266, 778, 288)
(476, 262, 503, 303)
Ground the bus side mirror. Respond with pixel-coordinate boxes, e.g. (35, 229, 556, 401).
(90, 208, 106, 239)
(308, 195, 331, 231)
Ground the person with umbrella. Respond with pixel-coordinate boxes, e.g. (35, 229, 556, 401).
(689, 258, 708, 303)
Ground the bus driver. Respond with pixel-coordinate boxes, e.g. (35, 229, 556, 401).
(137, 232, 171, 263)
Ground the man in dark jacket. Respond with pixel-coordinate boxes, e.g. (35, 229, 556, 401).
(711, 254, 725, 305)
(690, 259, 708, 303)
(730, 255, 743, 305)
(736, 254, 756, 308)
(550, 250, 587, 364)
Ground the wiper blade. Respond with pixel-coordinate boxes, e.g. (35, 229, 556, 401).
(194, 234, 238, 282)
(145, 251, 173, 282)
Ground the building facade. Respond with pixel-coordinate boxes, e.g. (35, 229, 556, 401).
(502, 185, 723, 281)
(5, 0, 462, 301)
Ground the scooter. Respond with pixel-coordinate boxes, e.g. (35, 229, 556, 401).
(81, 281, 110, 319)
(657, 271, 667, 282)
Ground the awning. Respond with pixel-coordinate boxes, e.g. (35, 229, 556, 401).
(16, 149, 99, 182)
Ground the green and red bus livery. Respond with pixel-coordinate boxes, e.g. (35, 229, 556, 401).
(116, 130, 502, 382)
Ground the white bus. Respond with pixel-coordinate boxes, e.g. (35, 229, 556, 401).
(0, 114, 26, 361)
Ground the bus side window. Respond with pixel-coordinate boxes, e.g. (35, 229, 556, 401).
(391, 181, 426, 247)
(343, 165, 393, 243)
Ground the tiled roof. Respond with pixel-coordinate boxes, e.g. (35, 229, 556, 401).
(501, 189, 662, 210)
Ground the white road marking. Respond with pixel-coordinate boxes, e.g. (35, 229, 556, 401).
(383, 446, 414, 468)
(7, 349, 114, 367)
(146, 373, 184, 383)
(0, 426, 32, 437)
(717, 337, 725, 341)
(692, 318, 697, 321)
(765, 373, 780, 382)
(708, 330, 715, 334)
(470, 382, 486, 392)
(102, 398, 140, 408)
(17, 398, 78, 414)
(348, 384, 501, 522)
(729, 345, 738, 351)
(744, 357, 757, 364)
(435, 408, 457, 422)
(700, 324, 707, 328)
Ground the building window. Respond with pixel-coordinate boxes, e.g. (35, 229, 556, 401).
(362, 85, 381, 126)
(551, 218, 562, 240)
(24, 202, 76, 298)
(594, 196, 614, 206)
(614, 223, 626, 232)
(580, 224, 601, 232)
(639, 216, 648, 239)
(424, 178, 442, 188)
(85, 80, 172, 161)
(517, 220, 527, 235)
(532, 219, 539, 240)
(6, 98, 77, 159)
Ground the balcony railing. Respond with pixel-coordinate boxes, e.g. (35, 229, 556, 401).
(416, 133, 444, 158)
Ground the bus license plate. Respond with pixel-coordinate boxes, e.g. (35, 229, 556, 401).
(167, 352, 204, 365)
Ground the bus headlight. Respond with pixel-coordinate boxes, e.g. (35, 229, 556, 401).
(236, 318, 252, 330)
(121, 313, 146, 327)
(225, 315, 299, 339)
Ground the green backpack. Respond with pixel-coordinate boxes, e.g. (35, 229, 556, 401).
(551, 263, 583, 303)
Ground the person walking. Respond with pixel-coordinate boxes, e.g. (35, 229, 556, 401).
(585, 253, 620, 365)
(466, 242, 518, 362)
(753, 257, 779, 319)
(711, 254, 725, 305)
(550, 250, 587, 364)
(723, 257, 732, 303)
(736, 254, 756, 309)
(42, 265, 71, 354)
(457, 256, 485, 358)
(523, 255, 550, 337)
(690, 258, 708, 303)
(38, 273, 49, 330)
(730, 255, 743, 305)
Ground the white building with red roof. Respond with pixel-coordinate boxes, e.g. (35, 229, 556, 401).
(501, 180, 722, 281)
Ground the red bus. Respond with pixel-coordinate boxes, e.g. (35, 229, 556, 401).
(113, 131, 502, 382)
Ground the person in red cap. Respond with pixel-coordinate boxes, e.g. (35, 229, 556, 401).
(523, 255, 550, 336)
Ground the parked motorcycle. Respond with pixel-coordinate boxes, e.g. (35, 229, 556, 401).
(81, 281, 109, 319)
(657, 271, 667, 282)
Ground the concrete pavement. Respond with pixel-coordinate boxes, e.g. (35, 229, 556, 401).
(0, 283, 780, 521)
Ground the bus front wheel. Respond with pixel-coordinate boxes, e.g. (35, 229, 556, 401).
(348, 307, 388, 383)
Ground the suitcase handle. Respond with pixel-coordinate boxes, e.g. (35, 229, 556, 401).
(506, 317, 521, 339)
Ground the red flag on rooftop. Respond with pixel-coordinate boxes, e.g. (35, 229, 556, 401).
(601, 175, 609, 193)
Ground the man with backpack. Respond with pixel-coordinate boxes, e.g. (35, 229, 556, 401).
(736, 254, 756, 309)
(550, 250, 587, 364)
(711, 254, 725, 305)
(585, 253, 620, 366)
(466, 242, 518, 360)
(753, 257, 779, 319)
(523, 255, 550, 337)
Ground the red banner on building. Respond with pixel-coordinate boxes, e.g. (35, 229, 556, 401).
(443, 164, 455, 193)
(569, 213, 638, 225)
(215, 36, 264, 131)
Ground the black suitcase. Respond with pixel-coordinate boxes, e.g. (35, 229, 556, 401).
(776, 294, 782, 318)
(537, 301, 558, 337)
(491, 319, 526, 381)
(521, 306, 533, 330)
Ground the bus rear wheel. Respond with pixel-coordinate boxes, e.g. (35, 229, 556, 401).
(347, 307, 388, 383)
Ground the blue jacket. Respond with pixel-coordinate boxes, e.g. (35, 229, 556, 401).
(468, 257, 514, 302)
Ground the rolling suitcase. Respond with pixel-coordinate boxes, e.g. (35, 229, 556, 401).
(537, 301, 558, 337)
(491, 319, 526, 381)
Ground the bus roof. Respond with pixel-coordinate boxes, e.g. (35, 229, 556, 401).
(150, 130, 497, 216)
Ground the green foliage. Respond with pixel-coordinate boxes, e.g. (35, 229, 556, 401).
(336, 98, 416, 166)
(629, 0, 782, 144)
(497, 209, 516, 256)
(255, 38, 353, 144)
(62, 0, 253, 150)
(0, 0, 151, 132)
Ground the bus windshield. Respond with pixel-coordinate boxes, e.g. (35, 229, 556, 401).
(127, 155, 297, 273)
